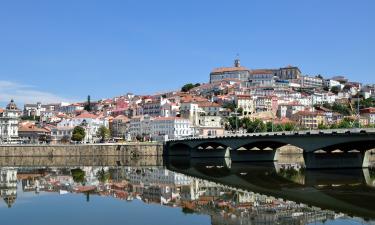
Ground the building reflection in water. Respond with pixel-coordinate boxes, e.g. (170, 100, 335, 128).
(0, 157, 374, 224)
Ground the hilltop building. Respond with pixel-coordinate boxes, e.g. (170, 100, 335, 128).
(0, 100, 21, 143)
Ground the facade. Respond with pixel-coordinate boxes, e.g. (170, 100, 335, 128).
(324, 79, 342, 89)
(292, 111, 326, 129)
(247, 69, 277, 87)
(277, 66, 301, 80)
(50, 126, 73, 144)
(129, 115, 153, 140)
(18, 124, 50, 144)
(111, 115, 130, 140)
(210, 58, 251, 83)
(299, 76, 323, 88)
(235, 95, 254, 116)
(254, 96, 278, 114)
(197, 115, 224, 137)
(57, 113, 109, 143)
(59, 103, 84, 114)
(277, 103, 305, 118)
(360, 107, 375, 125)
(23, 102, 60, 117)
(0, 100, 21, 143)
(151, 117, 192, 141)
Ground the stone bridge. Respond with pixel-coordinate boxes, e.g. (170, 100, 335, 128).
(165, 129, 375, 169)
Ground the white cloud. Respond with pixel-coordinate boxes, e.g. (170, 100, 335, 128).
(0, 80, 76, 106)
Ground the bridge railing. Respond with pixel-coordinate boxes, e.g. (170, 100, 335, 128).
(168, 128, 375, 142)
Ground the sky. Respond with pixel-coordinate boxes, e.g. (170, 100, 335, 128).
(0, 0, 374, 106)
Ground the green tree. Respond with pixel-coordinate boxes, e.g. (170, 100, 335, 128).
(284, 123, 295, 131)
(360, 97, 375, 108)
(84, 95, 92, 111)
(337, 117, 355, 128)
(71, 168, 85, 184)
(240, 117, 251, 130)
(96, 168, 110, 183)
(247, 119, 266, 133)
(237, 107, 243, 115)
(226, 116, 237, 131)
(72, 126, 85, 142)
(332, 103, 352, 116)
(97, 125, 110, 142)
(330, 86, 340, 94)
(318, 123, 329, 130)
(181, 83, 197, 92)
(222, 102, 236, 112)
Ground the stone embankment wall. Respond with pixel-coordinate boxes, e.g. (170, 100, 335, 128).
(0, 155, 163, 167)
(0, 143, 163, 157)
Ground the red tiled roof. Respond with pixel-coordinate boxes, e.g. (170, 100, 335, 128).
(360, 107, 375, 114)
(153, 117, 187, 121)
(211, 66, 249, 74)
(251, 69, 276, 75)
(75, 113, 98, 119)
(197, 102, 220, 107)
(294, 110, 324, 116)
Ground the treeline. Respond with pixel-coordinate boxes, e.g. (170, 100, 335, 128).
(225, 117, 295, 133)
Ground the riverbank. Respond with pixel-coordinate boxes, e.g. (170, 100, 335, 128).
(0, 143, 164, 157)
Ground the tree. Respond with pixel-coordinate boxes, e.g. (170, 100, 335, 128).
(222, 102, 236, 112)
(97, 125, 110, 142)
(237, 107, 243, 115)
(360, 97, 375, 108)
(181, 83, 196, 92)
(84, 95, 92, 111)
(330, 86, 340, 94)
(337, 117, 355, 128)
(71, 126, 85, 142)
(96, 168, 110, 183)
(332, 103, 352, 116)
(318, 123, 329, 130)
(71, 168, 85, 184)
(283, 123, 295, 131)
(247, 119, 266, 133)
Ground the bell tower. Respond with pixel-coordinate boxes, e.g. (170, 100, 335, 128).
(234, 54, 240, 67)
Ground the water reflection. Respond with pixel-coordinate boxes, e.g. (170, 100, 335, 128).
(0, 156, 374, 225)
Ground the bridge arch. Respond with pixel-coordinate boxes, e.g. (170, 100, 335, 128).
(233, 141, 289, 151)
(167, 143, 192, 156)
(192, 142, 229, 151)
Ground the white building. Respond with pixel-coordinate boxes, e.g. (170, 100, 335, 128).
(324, 79, 342, 89)
(151, 117, 192, 141)
(299, 76, 323, 88)
(247, 69, 277, 87)
(129, 115, 153, 140)
(235, 95, 254, 116)
(0, 100, 21, 143)
(57, 113, 109, 143)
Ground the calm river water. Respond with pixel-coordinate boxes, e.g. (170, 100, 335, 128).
(0, 155, 374, 225)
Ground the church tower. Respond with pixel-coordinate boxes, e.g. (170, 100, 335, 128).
(234, 55, 240, 67)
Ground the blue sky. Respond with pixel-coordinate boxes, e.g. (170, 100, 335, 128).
(0, 0, 374, 105)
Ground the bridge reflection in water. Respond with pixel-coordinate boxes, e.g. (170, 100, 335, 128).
(166, 156, 375, 219)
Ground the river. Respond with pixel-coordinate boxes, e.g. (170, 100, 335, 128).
(0, 154, 374, 225)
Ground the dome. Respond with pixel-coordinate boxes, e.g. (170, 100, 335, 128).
(6, 99, 18, 110)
